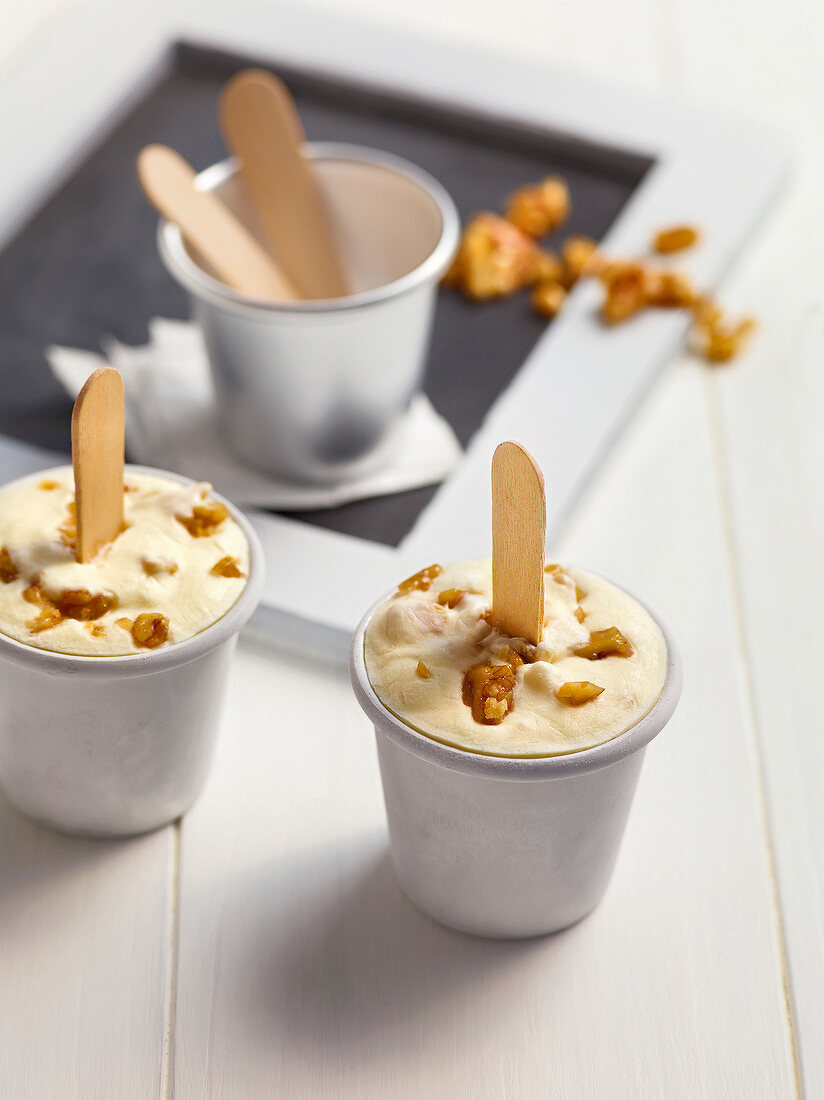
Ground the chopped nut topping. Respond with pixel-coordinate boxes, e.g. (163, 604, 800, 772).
(544, 562, 563, 573)
(0, 548, 17, 584)
(38, 479, 60, 491)
(574, 606, 586, 623)
(557, 681, 605, 706)
(504, 176, 570, 238)
(131, 613, 169, 649)
(176, 500, 229, 538)
(531, 279, 567, 319)
(652, 225, 699, 254)
(23, 583, 116, 632)
(441, 213, 544, 300)
(86, 623, 106, 638)
(416, 660, 432, 679)
(142, 557, 179, 577)
(574, 627, 633, 660)
(210, 556, 244, 578)
(462, 660, 517, 725)
(397, 563, 442, 594)
(115, 617, 133, 631)
(437, 588, 465, 609)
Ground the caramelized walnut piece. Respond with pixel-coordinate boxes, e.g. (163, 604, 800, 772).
(600, 261, 648, 324)
(504, 176, 570, 238)
(0, 548, 17, 584)
(86, 623, 106, 638)
(561, 236, 601, 287)
(142, 558, 179, 577)
(58, 500, 76, 551)
(210, 556, 244, 579)
(652, 225, 699, 254)
(531, 280, 567, 319)
(645, 269, 697, 309)
(690, 305, 756, 363)
(574, 606, 586, 624)
(176, 500, 229, 538)
(462, 660, 517, 725)
(442, 213, 545, 300)
(397, 563, 442, 594)
(533, 251, 565, 284)
(574, 627, 633, 660)
(38, 479, 60, 491)
(131, 613, 169, 649)
(436, 588, 465, 609)
(52, 588, 117, 622)
(115, 617, 133, 632)
(416, 660, 432, 680)
(557, 681, 605, 706)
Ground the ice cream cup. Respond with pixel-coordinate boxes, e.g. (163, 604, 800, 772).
(0, 466, 264, 838)
(350, 585, 681, 938)
(158, 143, 460, 485)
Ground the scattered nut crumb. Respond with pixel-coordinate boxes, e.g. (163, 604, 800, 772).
(561, 236, 601, 287)
(652, 225, 699, 254)
(416, 660, 432, 679)
(504, 176, 570, 238)
(38, 479, 60, 491)
(441, 213, 545, 300)
(531, 279, 567, 318)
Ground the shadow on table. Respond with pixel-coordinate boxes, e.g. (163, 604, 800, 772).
(236, 837, 578, 1066)
(0, 785, 157, 935)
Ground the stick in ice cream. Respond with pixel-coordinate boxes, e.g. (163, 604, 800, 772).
(491, 440, 546, 645)
(71, 366, 125, 562)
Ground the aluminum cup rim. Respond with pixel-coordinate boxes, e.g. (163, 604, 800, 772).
(158, 142, 461, 317)
(0, 464, 264, 677)
(350, 576, 682, 781)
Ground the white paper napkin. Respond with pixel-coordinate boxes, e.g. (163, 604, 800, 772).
(47, 318, 462, 510)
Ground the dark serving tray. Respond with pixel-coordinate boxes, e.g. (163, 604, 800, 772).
(0, 41, 651, 546)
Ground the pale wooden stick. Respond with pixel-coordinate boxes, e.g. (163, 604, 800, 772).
(136, 144, 299, 301)
(219, 69, 349, 300)
(491, 441, 546, 645)
(71, 367, 125, 563)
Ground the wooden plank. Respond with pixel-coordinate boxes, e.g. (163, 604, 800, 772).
(173, 366, 795, 1097)
(648, 0, 823, 1087)
(0, 797, 171, 1098)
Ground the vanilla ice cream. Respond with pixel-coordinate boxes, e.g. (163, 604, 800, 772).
(0, 467, 249, 656)
(364, 558, 667, 757)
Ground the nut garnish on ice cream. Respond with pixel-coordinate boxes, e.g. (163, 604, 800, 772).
(365, 559, 667, 757)
(0, 469, 249, 655)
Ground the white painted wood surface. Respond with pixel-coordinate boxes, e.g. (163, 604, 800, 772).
(1, 0, 822, 1096)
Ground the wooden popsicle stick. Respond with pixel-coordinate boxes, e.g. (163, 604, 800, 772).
(136, 144, 299, 301)
(71, 367, 125, 563)
(219, 69, 349, 300)
(491, 441, 547, 645)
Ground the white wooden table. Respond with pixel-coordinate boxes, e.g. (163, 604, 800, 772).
(1, 1, 822, 1096)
